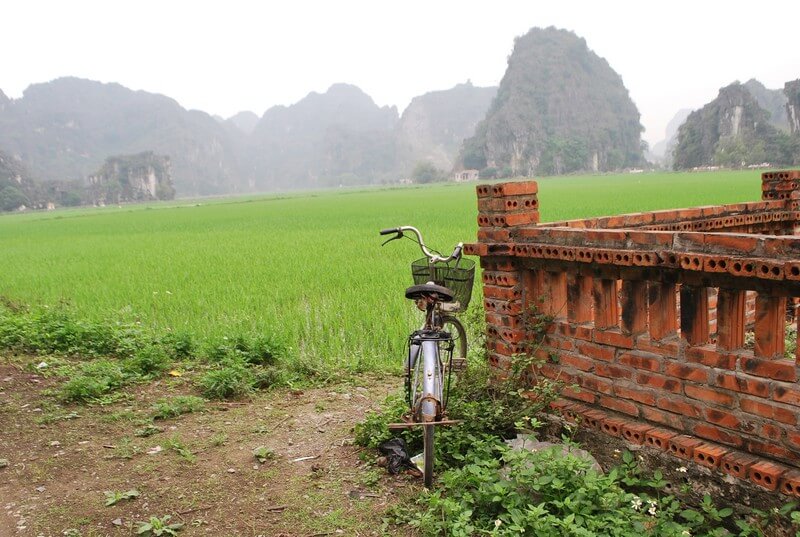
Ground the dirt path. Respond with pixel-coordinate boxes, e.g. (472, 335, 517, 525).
(0, 359, 417, 537)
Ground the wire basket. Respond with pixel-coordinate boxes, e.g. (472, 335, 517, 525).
(411, 257, 476, 312)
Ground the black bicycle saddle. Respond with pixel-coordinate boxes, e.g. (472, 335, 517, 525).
(405, 282, 455, 302)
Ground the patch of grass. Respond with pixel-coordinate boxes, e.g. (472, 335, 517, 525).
(151, 395, 206, 420)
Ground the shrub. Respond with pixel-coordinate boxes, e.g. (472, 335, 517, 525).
(59, 360, 127, 403)
(196, 360, 255, 399)
(124, 346, 171, 377)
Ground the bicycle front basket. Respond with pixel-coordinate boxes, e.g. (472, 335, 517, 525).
(411, 257, 476, 312)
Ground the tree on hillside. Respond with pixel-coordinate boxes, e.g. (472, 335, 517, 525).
(412, 161, 444, 183)
(0, 186, 29, 211)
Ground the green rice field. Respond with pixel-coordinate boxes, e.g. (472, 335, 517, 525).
(0, 170, 763, 371)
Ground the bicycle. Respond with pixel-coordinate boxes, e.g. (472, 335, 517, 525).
(379, 225, 475, 487)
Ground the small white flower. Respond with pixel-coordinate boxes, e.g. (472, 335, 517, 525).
(647, 499, 657, 516)
(631, 496, 642, 510)
(613, 449, 620, 454)
(677, 466, 687, 473)
(495, 519, 502, 528)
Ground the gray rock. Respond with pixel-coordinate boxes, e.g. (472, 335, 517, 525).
(505, 435, 603, 474)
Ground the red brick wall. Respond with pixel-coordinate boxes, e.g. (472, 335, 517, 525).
(466, 170, 800, 495)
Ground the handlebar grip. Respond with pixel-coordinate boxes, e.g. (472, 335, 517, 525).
(453, 244, 463, 258)
(379, 228, 400, 236)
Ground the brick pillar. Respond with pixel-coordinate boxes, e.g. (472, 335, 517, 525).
(717, 289, 746, 350)
(593, 279, 619, 330)
(542, 271, 568, 319)
(649, 282, 677, 340)
(680, 285, 710, 346)
(567, 273, 593, 323)
(620, 280, 648, 336)
(754, 294, 787, 358)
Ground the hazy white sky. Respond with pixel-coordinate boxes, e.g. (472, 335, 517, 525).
(1, 0, 798, 145)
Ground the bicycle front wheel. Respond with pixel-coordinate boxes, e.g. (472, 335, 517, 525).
(423, 423, 435, 488)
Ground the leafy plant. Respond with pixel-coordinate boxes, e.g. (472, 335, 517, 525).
(136, 515, 183, 536)
(253, 446, 276, 463)
(104, 489, 140, 506)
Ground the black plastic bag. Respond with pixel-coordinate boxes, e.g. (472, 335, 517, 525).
(378, 437, 419, 475)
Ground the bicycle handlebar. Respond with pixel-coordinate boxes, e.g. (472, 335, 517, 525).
(379, 225, 463, 264)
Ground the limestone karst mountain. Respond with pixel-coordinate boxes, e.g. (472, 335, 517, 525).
(672, 82, 798, 169)
(458, 27, 644, 176)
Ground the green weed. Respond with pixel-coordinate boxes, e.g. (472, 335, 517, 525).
(151, 395, 206, 420)
(103, 489, 140, 506)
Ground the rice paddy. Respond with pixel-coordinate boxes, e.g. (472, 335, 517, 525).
(0, 170, 762, 371)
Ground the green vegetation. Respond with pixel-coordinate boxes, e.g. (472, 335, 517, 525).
(103, 489, 140, 507)
(151, 395, 206, 420)
(0, 171, 760, 372)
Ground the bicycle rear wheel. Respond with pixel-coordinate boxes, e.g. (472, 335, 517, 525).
(423, 423, 434, 488)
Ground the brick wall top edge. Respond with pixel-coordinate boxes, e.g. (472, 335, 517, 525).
(534, 200, 789, 230)
(501, 229, 800, 258)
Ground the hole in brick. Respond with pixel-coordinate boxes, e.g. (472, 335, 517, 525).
(708, 456, 715, 465)
(792, 266, 800, 277)
(772, 266, 781, 276)
(733, 262, 742, 271)
(753, 471, 762, 481)
(697, 453, 706, 461)
(785, 482, 795, 494)
(744, 263, 754, 272)
(708, 259, 717, 268)
(508, 201, 518, 209)
(669, 443, 678, 453)
(765, 475, 773, 485)
(760, 265, 769, 274)
(719, 260, 727, 269)
(669, 255, 677, 264)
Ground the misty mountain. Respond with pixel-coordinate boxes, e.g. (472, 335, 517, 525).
(246, 84, 399, 189)
(672, 82, 798, 169)
(744, 79, 789, 131)
(459, 27, 644, 176)
(0, 78, 245, 196)
(395, 82, 496, 175)
(226, 111, 260, 135)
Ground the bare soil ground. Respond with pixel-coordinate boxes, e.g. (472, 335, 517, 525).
(0, 357, 417, 537)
